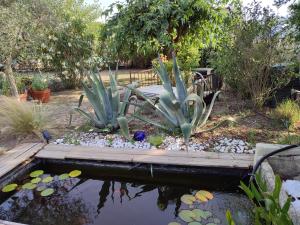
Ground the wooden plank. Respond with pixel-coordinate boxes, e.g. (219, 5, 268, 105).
(0, 143, 45, 178)
(42, 144, 253, 161)
(36, 144, 253, 169)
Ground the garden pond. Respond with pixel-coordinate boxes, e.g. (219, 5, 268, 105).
(0, 160, 253, 225)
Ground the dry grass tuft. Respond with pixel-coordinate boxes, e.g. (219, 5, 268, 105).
(0, 97, 49, 137)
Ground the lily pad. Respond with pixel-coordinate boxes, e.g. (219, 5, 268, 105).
(168, 223, 181, 225)
(181, 194, 196, 205)
(206, 223, 216, 225)
(41, 188, 54, 197)
(36, 186, 46, 192)
(2, 184, 18, 192)
(191, 209, 203, 221)
(195, 190, 214, 202)
(31, 177, 42, 184)
(213, 218, 221, 224)
(22, 182, 36, 190)
(30, 170, 44, 178)
(42, 176, 53, 183)
(179, 210, 195, 223)
(188, 222, 202, 225)
(58, 173, 69, 180)
(69, 170, 81, 178)
(198, 210, 212, 220)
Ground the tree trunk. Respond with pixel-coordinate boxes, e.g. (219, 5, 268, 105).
(4, 56, 18, 97)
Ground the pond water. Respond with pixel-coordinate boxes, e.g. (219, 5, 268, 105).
(0, 161, 253, 225)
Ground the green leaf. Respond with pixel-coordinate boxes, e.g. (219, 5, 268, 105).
(42, 176, 53, 183)
(58, 173, 69, 180)
(22, 182, 37, 190)
(180, 194, 196, 205)
(240, 181, 254, 200)
(2, 184, 18, 192)
(117, 116, 130, 140)
(179, 210, 195, 223)
(40, 188, 54, 197)
(168, 223, 181, 225)
(273, 175, 282, 200)
(31, 177, 42, 184)
(36, 186, 46, 192)
(30, 170, 44, 178)
(69, 170, 81, 178)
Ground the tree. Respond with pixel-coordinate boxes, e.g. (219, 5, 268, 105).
(41, 0, 101, 89)
(101, 0, 236, 68)
(290, 1, 300, 41)
(0, 0, 58, 97)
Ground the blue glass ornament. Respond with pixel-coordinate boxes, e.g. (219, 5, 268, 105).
(133, 131, 146, 141)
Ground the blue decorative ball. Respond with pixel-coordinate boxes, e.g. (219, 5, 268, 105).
(133, 131, 146, 142)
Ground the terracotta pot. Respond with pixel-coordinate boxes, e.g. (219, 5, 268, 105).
(19, 93, 28, 102)
(31, 88, 51, 103)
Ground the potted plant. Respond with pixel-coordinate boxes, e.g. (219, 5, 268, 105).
(30, 76, 50, 103)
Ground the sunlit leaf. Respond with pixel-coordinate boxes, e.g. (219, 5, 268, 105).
(191, 209, 203, 221)
(195, 190, 213, 202)
(42, 176, 53, 183)
(31, 177, 42, 184)
(2, 184, 18, 192)
(58, 173, 69, 180)
(69, 170, 81, 178)
(41, 188, 54, 197)
(168, 222, 181, 225)
(179, 210, 195, 223)
(22, 182, 37, 190)
(181, 194, 196, 205)
(30, 170, 44, 178)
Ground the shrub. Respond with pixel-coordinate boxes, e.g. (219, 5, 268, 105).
(211, 2, 295, 108)
(0, 97, 49, 137)
(31, 76, 48, 91)
(272, 100, 300, 129)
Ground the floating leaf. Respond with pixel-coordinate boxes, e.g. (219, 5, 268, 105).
(30, 170, 44, 178)
(195, 190, 214, 202)
(42, 176, 53, 183)
(213, 218, 221, 224)
(168, 223, 181, 225)
(41, 188, 54, 197)
(58, 173, 69, 180)
(206, 223, 216, 225)
(31, 177, 42, 184)
(179, 210, 195, 223)
(188, 222, 202, 225)
(69, 170, 81, 178)
(36, 186, 46, 192)
(22, 182, 36, 190)
(181, 194, 196, 205)
(191, 209, 203, 222)
(198, 210, 212, 220)
(2, 184, 18, 192)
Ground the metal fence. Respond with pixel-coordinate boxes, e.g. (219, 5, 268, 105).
(129, 70, 161, 86)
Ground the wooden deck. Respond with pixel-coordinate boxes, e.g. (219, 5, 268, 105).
(36, 144, 254, 169)
(0, 143, 45, 179)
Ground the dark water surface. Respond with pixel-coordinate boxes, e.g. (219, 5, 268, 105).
(0, 161, 253, 225)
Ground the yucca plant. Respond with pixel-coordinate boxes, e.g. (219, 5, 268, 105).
(75, 69, 135, 132)
(127, 54, 220, 149)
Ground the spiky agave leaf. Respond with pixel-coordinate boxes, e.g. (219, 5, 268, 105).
(198, 91, 221, 127)
(109, 69, 120, 128)
(117, 116, 130, 140)
(172, 53, 188, 116)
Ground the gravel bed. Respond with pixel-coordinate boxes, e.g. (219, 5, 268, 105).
(53, 132, 255, 154)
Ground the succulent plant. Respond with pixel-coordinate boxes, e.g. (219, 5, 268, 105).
(127, 54, 220, 149)
(75, 68, 136, 132)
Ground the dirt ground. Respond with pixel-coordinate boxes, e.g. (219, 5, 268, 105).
(0, 89, 298, 150)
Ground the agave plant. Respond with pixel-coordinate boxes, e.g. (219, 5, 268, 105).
(128, 54, 220, 149)
(75, 68, 135, 132)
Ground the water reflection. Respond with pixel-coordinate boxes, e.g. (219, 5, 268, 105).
(0, 174, 253, 225)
